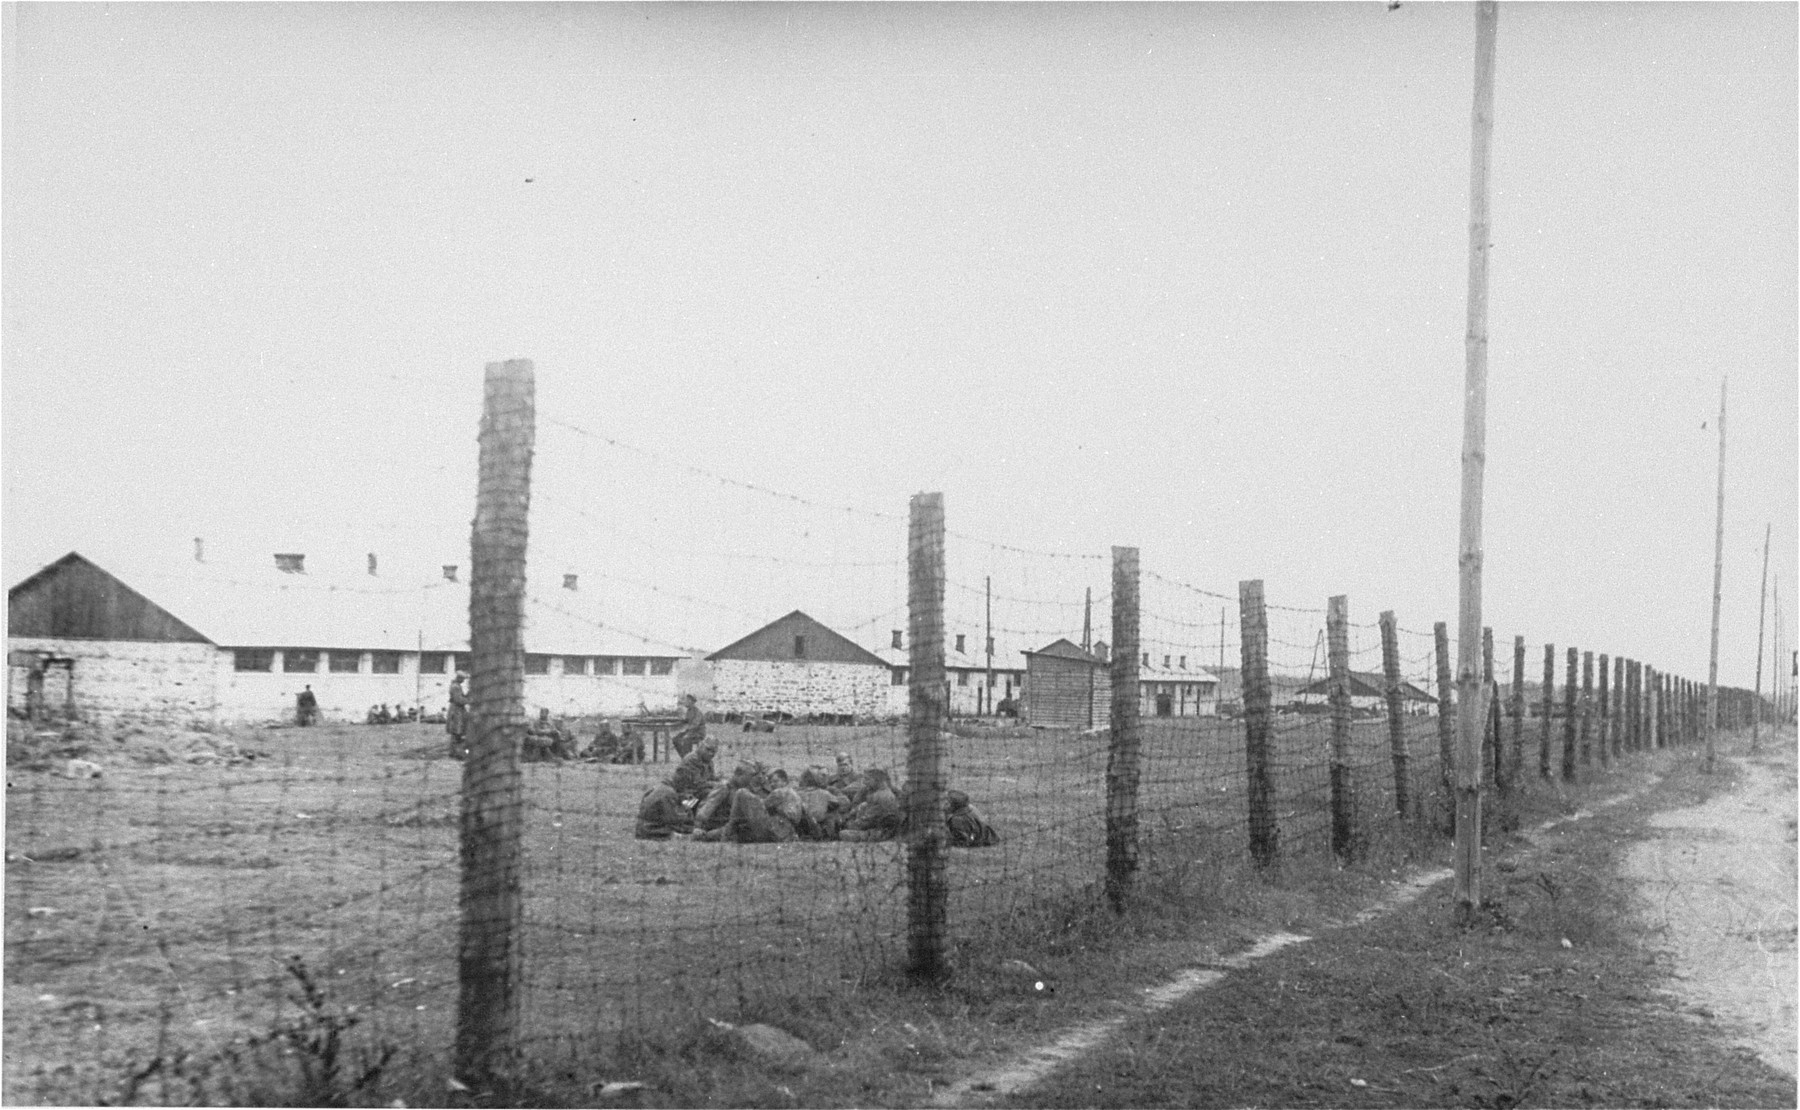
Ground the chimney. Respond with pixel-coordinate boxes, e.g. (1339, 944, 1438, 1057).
(443, 565, 458, 582)
(1143, 652, 1150, 668)
(1164, 654, 1171, 669)
(1179, 655, 1187, 670)
(368, 553, 378, 576)
(563, 573, 578, 591)
(193, 537, 204, 563)
(274, 553, 305, 574)
(892, 630, 903, 650)
(955, 634, 966, 654)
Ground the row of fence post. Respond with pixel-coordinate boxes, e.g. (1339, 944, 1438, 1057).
(446, 376, 1787, 1080)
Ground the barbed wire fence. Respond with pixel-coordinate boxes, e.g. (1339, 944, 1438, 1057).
(2, 358, 1783, 1103)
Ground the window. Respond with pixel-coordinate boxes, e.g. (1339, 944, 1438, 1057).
(284, 649, 320, 673)
(329, 651, 362, 674)
(234, 649, 273, 672)
(793, 635, 806, 658)
(957, 671, 969, 687)
(524, 654, 552, 675)
(593, 656, 618, 676)
(420, 652, 449, 675)
(371, 652, 401, 675)
(621, 657, 647, 676)
(891, 668, 907, 686)
(650, 658, 674, 676)
(562, 656, 587, 676)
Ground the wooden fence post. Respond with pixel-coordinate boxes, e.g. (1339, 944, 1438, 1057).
(1483, 627, 1502, 795)
(457, 358, 534, 1086)
(1240, 580, 1279, 867)
(906, 493, 949, 976)
(1578, 651, 1594, 766)
(1597, 653, 1611, 769)
(1620, 654, 1634, 759)
(1509, 635, 1525, 788)
(1380, 611, 1411, 819)
(1561, 647, 1579, 781)
(1435, 622, 1456, 830)
(1106, 547, 1142, 911)
(1327, 596, 1355, 862)
(1539, 644, 1555, 779)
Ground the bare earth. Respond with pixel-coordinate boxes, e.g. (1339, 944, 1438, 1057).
(1625, 730, 1799, 1078)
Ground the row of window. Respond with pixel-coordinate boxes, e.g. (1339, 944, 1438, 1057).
(232, 649, 674, 676)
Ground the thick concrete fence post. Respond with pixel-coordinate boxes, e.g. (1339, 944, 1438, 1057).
(1240, 580, 1279, 866)
(1597, 652, 1611, 769)
(457, 358, 534, 1086)
(1105, 546, 1142, 911)
(1579, 651, 1595, 766)
(906, 492, 949, 977)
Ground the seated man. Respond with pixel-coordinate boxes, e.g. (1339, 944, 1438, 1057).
(838, 769, 904, 842)
(375, 704, 394, 725)
(827, 751, 863, 798)
(633, 782, 695, 840)
(367, 704, 383, 725)
(669, 736, 720, 802)
(696, 760, 763, 832)
(695, 783, 802, 844)
(796, 767, 850, 840)
(523, 708, 573, 762)
(946, 789, 1000, 847)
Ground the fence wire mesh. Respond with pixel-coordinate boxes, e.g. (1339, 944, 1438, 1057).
(2, 404, 1777, 1102)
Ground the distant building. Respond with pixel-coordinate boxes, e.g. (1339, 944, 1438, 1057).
(6, 550, 687, 726)
(1292, 671, 1437, 715)
(875, 629, 1028, 717)
(1135, 651, 1220, 717)
(706, 610, 890, 721)
(1022, 638, 1110, 729)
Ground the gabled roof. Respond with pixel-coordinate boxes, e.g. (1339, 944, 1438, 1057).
(1296, 671, 1436, 702)
(1024, 638, 1105, 666)
(707, 610, 888, 667)
(7, 550, 684, 656)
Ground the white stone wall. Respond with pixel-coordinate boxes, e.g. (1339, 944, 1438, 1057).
(711, 659, 890, 720)
(7, 637, 217, 727)
(214, 649, 429, 725)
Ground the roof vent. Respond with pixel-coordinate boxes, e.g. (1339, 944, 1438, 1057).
(443, 565, 458, 582)
(955, 634, 966, 654)
(274, 553, 305, 574)
(193, 537, 205, 564)
(563, 573, 578, 591)
(368, 553, 378, 576)
(892, 630, 903, 650)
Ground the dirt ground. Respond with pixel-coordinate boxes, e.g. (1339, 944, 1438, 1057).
(1624, 729, 1798, 1077)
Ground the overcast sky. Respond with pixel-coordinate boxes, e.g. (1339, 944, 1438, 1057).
(5, 2, 1795, 690)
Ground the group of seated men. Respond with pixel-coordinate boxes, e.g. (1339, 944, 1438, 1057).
(366, 704, 420, 725)
(635, 743, 999, 848)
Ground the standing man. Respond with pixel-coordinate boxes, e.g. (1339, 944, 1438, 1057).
(446, 672, 469, 759)
(670, 693, 706, 759)
(296, 685, 319, 727)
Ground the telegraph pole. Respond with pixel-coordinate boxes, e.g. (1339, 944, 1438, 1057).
(1753, 523, 1770, 751)
(1705, 378, 1727, 772)
(1453, 0, 1499, 923)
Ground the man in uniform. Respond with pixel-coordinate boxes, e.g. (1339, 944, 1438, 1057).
(670, 693, 706, 758)
(446, 673, 470, 759)
(295, 685, 319, 727)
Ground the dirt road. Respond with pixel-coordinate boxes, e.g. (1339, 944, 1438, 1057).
(1625, 730, 1798, 1078)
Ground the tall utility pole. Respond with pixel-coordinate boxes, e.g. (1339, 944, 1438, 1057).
(1705, 378, 1727, 772)
(1219, 606, 1226, 677)
(1453, 0, 1499, 923)
(1082, 587, 1093, 653)
(1753, 523, 1770, 751)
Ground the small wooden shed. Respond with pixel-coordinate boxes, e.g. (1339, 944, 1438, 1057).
(1022, 638, 1110, 729)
